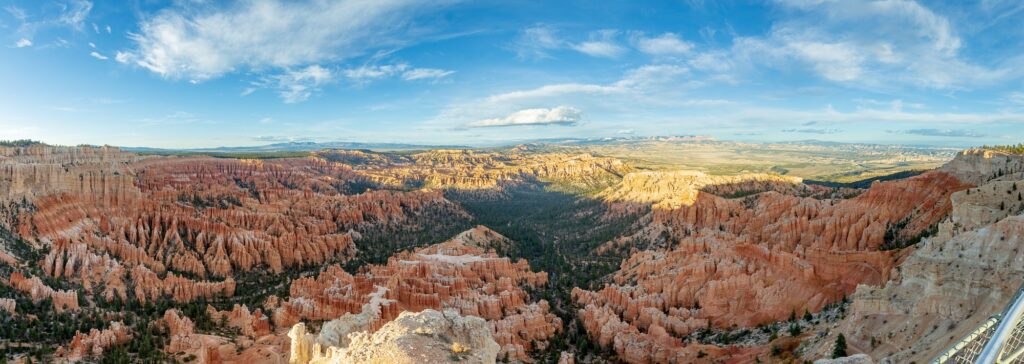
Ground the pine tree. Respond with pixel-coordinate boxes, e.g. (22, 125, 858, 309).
(788, 322, 802, 336)
(832, 333, 848, 358)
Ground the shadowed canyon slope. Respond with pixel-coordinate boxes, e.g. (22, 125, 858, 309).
(1, 142, 1023, 363)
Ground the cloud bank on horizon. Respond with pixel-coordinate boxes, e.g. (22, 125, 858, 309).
(1, 0, 1023, 148)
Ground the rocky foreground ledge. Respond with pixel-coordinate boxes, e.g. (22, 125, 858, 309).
(288, 309, 500, 364)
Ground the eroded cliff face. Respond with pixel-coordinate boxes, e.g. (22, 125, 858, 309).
(4, 147, 467, 306)
(0, 144, 141, 203)
(802, 175, 1024, 363)
(320, 149, 631, 195)
(5, 271, 78, 311)
(273, 226, 561, 362)
(288, 309, 500, 364)
(598, 171, 836, 212)
(574, 169, 970, 363)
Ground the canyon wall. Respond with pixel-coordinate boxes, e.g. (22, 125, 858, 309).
(575, 168, 970, 362)
(3, 146, 467, 307)
(803, 175, 1024, 362)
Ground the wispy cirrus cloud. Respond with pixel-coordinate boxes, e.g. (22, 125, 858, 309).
(709, 0, 1019, 89)
(781, 127, 842, 134)
(7, 1, 93, 42)
(402, 68, 454, 80)
(893, 128, 987, 137)
(261, 65, 334, 104)
(512, 25, 563, 60)
(118, 0, 455, 82)
(343, 63, 454, 82)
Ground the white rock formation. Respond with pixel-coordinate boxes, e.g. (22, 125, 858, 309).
(289, 309, 500, 364)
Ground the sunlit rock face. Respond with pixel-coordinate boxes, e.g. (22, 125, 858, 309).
(0, 144, 141, 203)
(938, 148, 1024, 185)
(288, 309, 500, 364)
(322, 148, 631, 195)
(275, 226, 561, 362)
(575, 167, 971, 362)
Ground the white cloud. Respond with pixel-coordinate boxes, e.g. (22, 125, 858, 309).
(573, 41, 624, 58)
(118, 0, 449, 81)
(88, 42, 96, 48)
(89, 51, 108, 60)
(342, 64, 453, 82)
(486, 83, 623, 104)
(635, 33, 694, 55)
(572, 30, 625, 58)
(616, 64, 690, 88)
(344, 64, 409, 80)
(709, 1, 1013, 90)
(114, 51, 130, 63)
(402, 68, 454, 80)
(15, 38, 32, 48)
(105, 25, 111, 34)
(485, 64, 690, 105)
(272, 65, 333, 103)
(469, 106, 582, 127)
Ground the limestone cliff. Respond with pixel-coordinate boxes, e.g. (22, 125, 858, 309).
(802, 175, 1024, 363)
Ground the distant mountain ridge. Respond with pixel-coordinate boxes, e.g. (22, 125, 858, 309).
(122, 141, 470, 153)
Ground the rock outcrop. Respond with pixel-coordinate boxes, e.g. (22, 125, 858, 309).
(802, 174, 1024, 362)
(4, 271, 79, 311)
(61, 321, 132, 361)
(288, 309, 500, 364)
(207, 304, 272, 338)
(938, 148, 1024, 185)
(575, 169, 970, 362)
(0, 298, 14, 314)
(275, 227, 561, 361)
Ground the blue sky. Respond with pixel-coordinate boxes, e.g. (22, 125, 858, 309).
(1, 0, 1023, 148)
